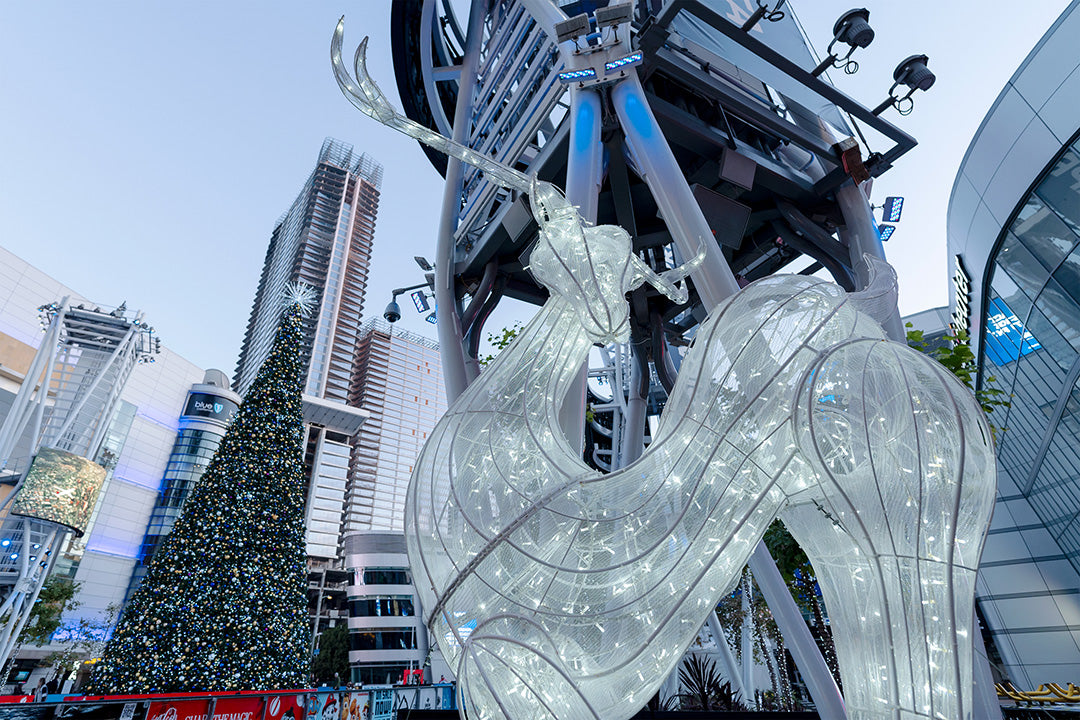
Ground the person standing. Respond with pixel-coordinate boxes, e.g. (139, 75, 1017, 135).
(33, 678, 46, 702)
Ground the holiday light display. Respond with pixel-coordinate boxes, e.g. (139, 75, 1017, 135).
(85, 293, 312, 694)
(333, 22, 997, 720)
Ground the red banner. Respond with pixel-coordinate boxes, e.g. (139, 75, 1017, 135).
(147, 697, 209, 720)
(264, 694, 304, 720)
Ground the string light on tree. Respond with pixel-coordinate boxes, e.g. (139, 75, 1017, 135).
(85, 295, 311, 693)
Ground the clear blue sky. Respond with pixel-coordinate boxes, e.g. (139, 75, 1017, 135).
(0, 2, 1070, 373)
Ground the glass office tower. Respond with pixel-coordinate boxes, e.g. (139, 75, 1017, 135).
(233, 138, 380, 641)
(947, 0, 1080, 685)
(344, 319, 446, 535)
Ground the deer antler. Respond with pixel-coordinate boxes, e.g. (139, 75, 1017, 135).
(332, 18, 533, 194)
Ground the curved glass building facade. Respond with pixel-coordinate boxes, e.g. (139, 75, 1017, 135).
(948, 0, 1080, 686)
(126, 371, 240, 599)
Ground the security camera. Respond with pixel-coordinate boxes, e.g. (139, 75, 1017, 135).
(383, 301, 401, 323)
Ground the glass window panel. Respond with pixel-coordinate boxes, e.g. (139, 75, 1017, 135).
(1035, 147, 1080, 232)
(1011, 193, 1078, 272)
(1038, 275, 1080, 349)
(997, 232, 1050, 298)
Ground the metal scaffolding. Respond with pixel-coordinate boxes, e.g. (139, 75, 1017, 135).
(0, 299, 157, 671)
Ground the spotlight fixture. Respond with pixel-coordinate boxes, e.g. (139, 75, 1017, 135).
(595, 2, 633, 29)
(557, 68, 597, 84)
(873, 54, 935, 115)
(878, 224, 896, 241)
(414, 256, 433, 271)
(554, 13, 591, 45)
(426, 312, 438, 324)
(882, 196, 904, 223)
(812, 8, 874, 77)
(411, 290, 431, 313)
(605, 51, 643, 74)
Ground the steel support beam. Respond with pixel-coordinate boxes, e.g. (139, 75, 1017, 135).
(558, 86, 605, 456)
(436, 0, 487, 403)
(611, 71, 847, 719)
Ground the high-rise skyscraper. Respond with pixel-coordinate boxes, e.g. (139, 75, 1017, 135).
(344, 319, 447, 535)
(233, 138, 379, 639)
(339, 319, 447, 684)
(234, 138, 382, 400)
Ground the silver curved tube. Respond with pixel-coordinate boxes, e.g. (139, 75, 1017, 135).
(846, 253, 900, 329)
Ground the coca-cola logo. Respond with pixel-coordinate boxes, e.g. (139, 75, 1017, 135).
(150, 706, 178, 720)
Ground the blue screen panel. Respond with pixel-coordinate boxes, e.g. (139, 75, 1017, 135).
(984, 297, 1041, 366)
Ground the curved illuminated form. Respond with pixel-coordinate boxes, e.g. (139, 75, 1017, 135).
(333, 21, 997, 720)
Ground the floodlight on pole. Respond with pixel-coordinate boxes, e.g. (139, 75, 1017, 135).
(882, 196, 904, 223)
(878, 224, 896, 241)
(414, 256, 433, 272)
(811, 8, 874, 77)
(595, 2, 633, 29)
(411, 291, 431, 313)
(554, 13, 591, 45)
(873, 54, 936, 116)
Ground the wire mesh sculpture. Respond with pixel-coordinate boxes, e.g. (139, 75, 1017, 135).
(333, 21, 997, 720)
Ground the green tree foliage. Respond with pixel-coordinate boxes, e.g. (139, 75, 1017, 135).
(479, 322, 523, 367)
(310, 624, 349, 685)
(22, 576, 79, 646)
(762, 521, 808, 584)
(905, 324, 1010, 423)
(85, 301, 311, 694)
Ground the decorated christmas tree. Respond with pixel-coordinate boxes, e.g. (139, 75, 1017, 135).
(85, 289, 314, 693)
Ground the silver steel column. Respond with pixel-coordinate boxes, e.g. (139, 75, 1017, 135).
(435, 0, 488, 403)
(559, 86, 605, 456)
(610, 74, 741, 307)
(611, 72, 847, 719)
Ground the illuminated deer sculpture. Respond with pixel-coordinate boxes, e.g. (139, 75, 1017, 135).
(333, 21, 996, 720)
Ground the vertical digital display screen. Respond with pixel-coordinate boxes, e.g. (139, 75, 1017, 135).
(984, 297, 1041, 366)
(11, 447, 107, 536)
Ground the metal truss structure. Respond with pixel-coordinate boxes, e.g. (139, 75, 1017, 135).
(0, 299, 157, 670)
(382, 0, 998, 716)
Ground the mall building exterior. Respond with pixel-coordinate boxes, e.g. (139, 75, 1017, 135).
(947, 0, 1080, 686)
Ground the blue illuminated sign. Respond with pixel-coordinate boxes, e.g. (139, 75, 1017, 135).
(984, 297, 1041, 366)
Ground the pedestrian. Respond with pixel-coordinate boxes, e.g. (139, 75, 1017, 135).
(33, 678, 46, 702)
